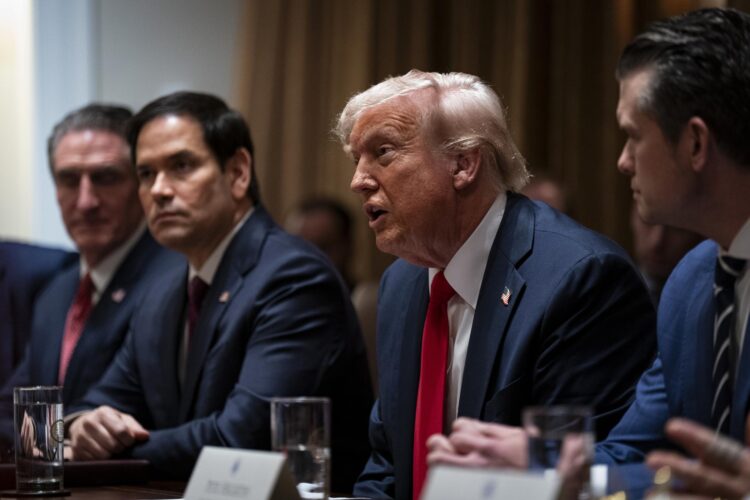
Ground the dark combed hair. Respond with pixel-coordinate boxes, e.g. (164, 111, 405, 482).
(127, 91, 260, 203)
(298, 198, 353, 241)
(617, 7, 750, 166)
(47, 103, 133, 171)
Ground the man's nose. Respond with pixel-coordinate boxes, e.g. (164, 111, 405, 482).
(150, 171, 173, 201)
(617, 145, 633, 175)
(350, 162, 377, 194)
(76, 175, 100, 211)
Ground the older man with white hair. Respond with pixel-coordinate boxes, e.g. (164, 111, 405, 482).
(336, 70, 657, 499)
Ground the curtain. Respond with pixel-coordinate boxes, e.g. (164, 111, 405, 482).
(233, 0, 736, 282)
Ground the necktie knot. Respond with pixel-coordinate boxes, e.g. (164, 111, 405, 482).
(188, 277, 210, 337)
(716, 255, 747, 289)
(430, 271, 455, 306)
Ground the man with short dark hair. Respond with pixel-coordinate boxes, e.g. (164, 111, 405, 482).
(68, 92, 372, 492)
(0, 104, 179, 454)
(336, 70, 656, 499)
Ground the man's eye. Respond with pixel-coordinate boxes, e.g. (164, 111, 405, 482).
(90, 171, 121, 186)
(377, 146, 393, 157)
(136, 167, 154, 182)
(55, 173, 80, 188)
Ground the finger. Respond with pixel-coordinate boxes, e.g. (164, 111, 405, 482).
(426, 434, 455, 454)
(120, 413, 149, 441)
(97, 408, 142, 449)
(427, 450, 490, 467)
(647, 451, 747, 499)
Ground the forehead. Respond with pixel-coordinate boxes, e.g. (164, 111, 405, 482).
(136, 114, 207, 161)
(617, 70, 653, 122)
(348, 95, 425, 149)
(53, 130, 129, 169)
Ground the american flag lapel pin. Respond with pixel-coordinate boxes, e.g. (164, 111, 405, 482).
(500, 286, 511, 306)
(219, 291, 230, 303)
(111, 288, 126, 303)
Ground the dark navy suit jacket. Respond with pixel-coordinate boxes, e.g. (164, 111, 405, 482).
(597, 240, 741, 464)
(73, 207, 373, 492)
(0, 242, 75, 383)
(354, 194, 657, 500)
(0, 231, 180, 450)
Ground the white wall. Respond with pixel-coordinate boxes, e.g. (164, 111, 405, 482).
(0, 0, 243, 248)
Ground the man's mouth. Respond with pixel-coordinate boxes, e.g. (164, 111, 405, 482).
(365, 205, 387, 222)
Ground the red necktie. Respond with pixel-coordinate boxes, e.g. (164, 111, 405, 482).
(413, 271, 455, 499)
(58, 274, 94, 384)
(187, 276, 210, 341)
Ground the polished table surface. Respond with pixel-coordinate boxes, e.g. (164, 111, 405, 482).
(1, 484, 184, 499)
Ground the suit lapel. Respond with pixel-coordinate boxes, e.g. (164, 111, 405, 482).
(458, 193, 532, 418)
(393, 269, 429, 494)
(178, 207, 271, 420)
(687, 289, 715, 427)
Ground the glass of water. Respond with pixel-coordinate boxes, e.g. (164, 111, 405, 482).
(13, 386, 64, 494)
(523, 406, 593, 500)
(271, 397, 330, 500)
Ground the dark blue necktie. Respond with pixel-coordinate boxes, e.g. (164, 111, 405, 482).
(712, 255, 746, 434)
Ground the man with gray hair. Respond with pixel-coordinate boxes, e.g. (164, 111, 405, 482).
(336, 70, 657, 499)
(0, 104, 179, 453)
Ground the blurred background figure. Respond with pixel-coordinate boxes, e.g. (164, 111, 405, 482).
(521, 174, 569, 213)
(285, 198, 355, 290)
(286, 197, 380, 393)
(630, 204, 703, 305)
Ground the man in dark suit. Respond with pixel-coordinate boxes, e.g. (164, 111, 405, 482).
(0, 104, 179, 455)
(334, 70, 656, 499)
(67, 92, 372, 492)
(0, 241, 75, 384)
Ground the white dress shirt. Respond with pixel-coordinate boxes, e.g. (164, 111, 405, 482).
(721, 217, 750, 378)
(428, 192, 507, 431)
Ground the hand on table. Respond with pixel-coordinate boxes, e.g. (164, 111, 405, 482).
(646, 417, 750, 500)
(68, 405, 149, 460)
(426, 417, 528, 469)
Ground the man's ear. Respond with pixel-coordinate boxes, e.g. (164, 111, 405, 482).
(453, 149, 482, 190)
(684, 117, 711, 173)
(226, 148, 252, 200)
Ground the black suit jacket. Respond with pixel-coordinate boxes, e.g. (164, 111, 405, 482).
(74, 207, 373, 492)
(0, 242, 75, 384)
(0, 231, 181, 450)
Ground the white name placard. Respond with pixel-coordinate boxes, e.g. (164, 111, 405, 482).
(184, 446, 300, 500)
(422, 465, 559, 500)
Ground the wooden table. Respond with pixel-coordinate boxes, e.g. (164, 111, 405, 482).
(1, 484, 183, 499)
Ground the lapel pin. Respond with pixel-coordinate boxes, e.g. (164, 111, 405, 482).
(500, 287, 511, 306)
(111, 288, 126, 303)
(219, 291, 230, 303)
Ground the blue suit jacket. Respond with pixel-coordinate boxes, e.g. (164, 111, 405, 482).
(354, 193, 657, 500)
(0, 231, 180, 450)
(0, 242, 75, 383)
(74, 207, 373, 492)
(597, 240, 740, 464)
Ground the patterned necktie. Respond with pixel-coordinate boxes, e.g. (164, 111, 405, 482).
(413, 271, 455, 500)
(712, 255, 746, 434)
(58, 273, 94, 384)
(187, 276, 210, 341)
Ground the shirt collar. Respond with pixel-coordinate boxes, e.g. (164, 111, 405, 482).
(80, 222, 147, 297)
(429, 192, 507, 309)
(723, 217, 750, 260)
(189, 207, 254, 286)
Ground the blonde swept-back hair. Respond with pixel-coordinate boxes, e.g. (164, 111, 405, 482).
(334, 70, 529, 192)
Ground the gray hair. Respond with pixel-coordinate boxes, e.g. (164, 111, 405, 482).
(47, 104, 132, 171)
(334, 70, 529, 192)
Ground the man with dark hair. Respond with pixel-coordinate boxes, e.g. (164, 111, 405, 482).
(0, 104, 179, 453)
(336, 70, 656, 499)
(427, 8, 750, 498)
(67, 91, 372, 492)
